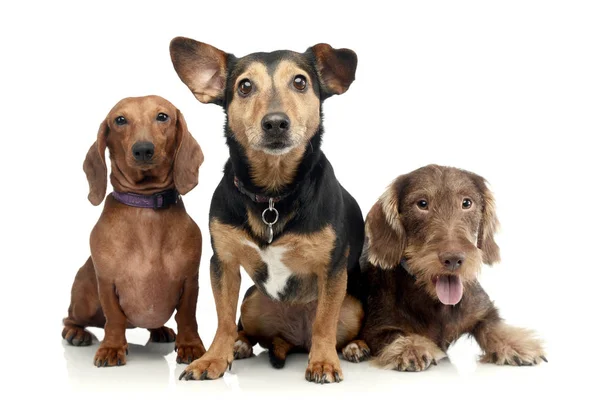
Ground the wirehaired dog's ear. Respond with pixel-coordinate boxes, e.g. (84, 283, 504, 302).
(83, 119, 109, 206)
(170, 37, 229, 105)
(364, 177, 407, 269)
(471, 174, 501, 265)
(173, 109, 204, 195)
(309, 43, 357, 99)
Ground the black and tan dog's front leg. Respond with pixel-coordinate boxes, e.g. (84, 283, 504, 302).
(179, 256, 240, 380)
(174, 274, 206, 364)
(94, 277, 129, 367)
(306, 267, 348, 384)
(473, 315, 547, 366)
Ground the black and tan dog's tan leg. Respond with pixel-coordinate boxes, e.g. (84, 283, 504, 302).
(306, 268, 348, 383)
(173, 274, 206, 364)
(473, 319, 547, 366)
(180, 256, 240, 380)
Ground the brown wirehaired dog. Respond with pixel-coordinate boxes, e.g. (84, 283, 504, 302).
(62, 95, 206, 367)
(170, 38, 367, 383)
(361, 165, 546, 370)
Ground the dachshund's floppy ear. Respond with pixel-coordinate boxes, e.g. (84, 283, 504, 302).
(308, 43, 358, 100)
(364, 176, 408, 269)
(170, 37, 229, 106)
(173, 109, 204, 195)
(83, 120, 109, 206)
(470, 173, 501, 265)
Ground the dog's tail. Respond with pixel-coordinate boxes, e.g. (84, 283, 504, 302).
(268, 336, 295, 369)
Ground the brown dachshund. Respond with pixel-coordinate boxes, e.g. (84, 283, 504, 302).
(361, 165, 546, 370)
(62, 95, 206, 367)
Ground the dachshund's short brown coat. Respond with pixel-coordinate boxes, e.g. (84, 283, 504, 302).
(62, 96, 206, 367)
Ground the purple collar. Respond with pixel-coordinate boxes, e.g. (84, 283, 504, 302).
(111, 189, 180, 210)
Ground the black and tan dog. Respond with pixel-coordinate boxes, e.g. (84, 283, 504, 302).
(361, 165, 546, 370)
(170, 38, 368, 383)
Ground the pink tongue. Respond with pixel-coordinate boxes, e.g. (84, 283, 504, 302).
(435, 275, 463, 305)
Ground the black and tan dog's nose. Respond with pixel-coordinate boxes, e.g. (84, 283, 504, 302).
(132, 141, 155, 162)
(261, 112, 290, 136)
(439, 252, 466, 271)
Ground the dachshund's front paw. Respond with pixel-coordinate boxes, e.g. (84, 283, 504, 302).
(179, 355, 230, 380)
(481, 324, 547, 366)
(149, 326, 176, 343)
(375, 335, 445, 371)
(94, 344, 128, 367)
(341, 340, 370, 363)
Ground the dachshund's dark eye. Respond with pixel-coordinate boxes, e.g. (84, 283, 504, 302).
(462, 198, 473, 209)
(115, 116, 127, 126)
(238, 79, 253, 96)
(417, 200, 429, 210)
(293, 75, 307, 91)
(156, 113, 169, 122)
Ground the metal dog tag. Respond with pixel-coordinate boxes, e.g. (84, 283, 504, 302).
(262, 198, 279, 244)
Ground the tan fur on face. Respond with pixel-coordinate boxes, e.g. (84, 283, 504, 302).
(374, 334, 446, 371)
(227, 61, 321, 191)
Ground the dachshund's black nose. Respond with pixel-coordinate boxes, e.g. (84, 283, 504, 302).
(261, 112, 290, 136)
(132, 141, 155, 162)
(439, 252, 466, 271)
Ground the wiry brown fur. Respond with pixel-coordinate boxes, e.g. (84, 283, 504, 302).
(62, 96, 206, 367)
(362, 165, 546, 371)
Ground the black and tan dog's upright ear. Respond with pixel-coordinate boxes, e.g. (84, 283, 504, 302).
(170, 37, 229, 105)
(364, 176, 408, 269)
(470, 173, 501, 265)
(83, 120, 109, 206)
(173, 109, 204, 195)
(309, 43, 358, 99)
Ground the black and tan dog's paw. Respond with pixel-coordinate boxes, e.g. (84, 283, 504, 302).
(93, 344, 128, 367)
(375, 335, 445, 372)
(149, 326, 176, 343)
(179, 355, 230, 380)
(62, 325, 93, 346)
(341, 340, 371, 363)
(233, 338, 254, 360)
(175, 341, 206, 364)
(305, 358, 343, 384)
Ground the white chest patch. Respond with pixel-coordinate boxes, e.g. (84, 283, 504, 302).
(242, 240, 291, 299)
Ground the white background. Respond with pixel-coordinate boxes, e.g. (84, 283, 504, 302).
(1, 1, 598, 398)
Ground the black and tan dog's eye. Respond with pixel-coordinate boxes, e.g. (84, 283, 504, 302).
(462, 198, 473, 209)
(417, 200, 429, 210)
(115, 116, 127, 125)
(156, 113, 169, 122)
(238, 79, 253, 96)
(293, 75, 307, 91)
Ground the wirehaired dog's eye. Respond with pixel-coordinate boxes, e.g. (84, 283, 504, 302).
(156, 113, 169, 122)
(238, 79, 253, 96)
(115, 116, 127, 125)
(462, 198, 473, 209)
(417, 200, 429, 210)
(293, 75, 307, 91)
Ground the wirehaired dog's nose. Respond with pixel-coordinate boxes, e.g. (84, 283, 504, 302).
(132, 141, 155, 162)
(439, 252, 466, 271)
(261, 112, 290, 136)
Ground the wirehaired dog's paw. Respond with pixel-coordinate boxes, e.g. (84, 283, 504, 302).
(375, 335, 446, 372)
(149, 326, 176, 343)
(179, 355, 230, 380)
(62, 325, 93, 346)
(341, 340, 371, 363)
(233, 339, 253, 359)
(175, 341, 206, 364)
(480, 324, 547, 366)
(93, 344, 128, 367)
